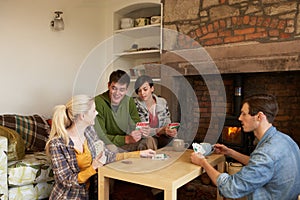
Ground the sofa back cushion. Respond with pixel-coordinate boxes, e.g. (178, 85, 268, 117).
(0, 114, 50, 152)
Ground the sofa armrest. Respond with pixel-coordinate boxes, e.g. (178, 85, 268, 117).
(0, 136, 8, 200)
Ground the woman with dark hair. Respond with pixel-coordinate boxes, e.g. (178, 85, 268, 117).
(134, 75, 177, 148)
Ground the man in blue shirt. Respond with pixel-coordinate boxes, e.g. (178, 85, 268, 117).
(191, 94, 300, 199)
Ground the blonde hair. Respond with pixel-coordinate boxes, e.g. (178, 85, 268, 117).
(45, 95, 94, 156)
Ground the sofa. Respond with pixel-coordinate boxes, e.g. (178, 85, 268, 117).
(0, 114, 53, 200)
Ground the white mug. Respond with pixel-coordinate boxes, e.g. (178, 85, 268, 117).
(120, 18, 134, 29)
(172, 139, 189, 152)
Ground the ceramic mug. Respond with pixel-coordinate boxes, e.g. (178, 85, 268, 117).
(172, 139, 189, 152)
(120, 18, 134, 29)
(199, 142, 214, 156)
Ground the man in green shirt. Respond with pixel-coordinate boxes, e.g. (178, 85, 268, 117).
(94, 69, 157, 151)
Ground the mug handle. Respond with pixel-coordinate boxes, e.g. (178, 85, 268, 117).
(184, 143, 189, 148)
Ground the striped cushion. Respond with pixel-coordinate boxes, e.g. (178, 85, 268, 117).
(0, 115, 50, 152)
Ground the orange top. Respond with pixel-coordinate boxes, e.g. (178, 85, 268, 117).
(74, 140, 96, 188)
(75, 140, 141, 188)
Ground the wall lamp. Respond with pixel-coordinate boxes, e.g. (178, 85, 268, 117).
(51, 11, 64, 31)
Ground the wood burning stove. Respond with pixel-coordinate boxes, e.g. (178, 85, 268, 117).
(218, 75, 255, 155)
(219, 116, 255, 155)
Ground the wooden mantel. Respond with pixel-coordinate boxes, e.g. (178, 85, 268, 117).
(161, 40, 300, 76)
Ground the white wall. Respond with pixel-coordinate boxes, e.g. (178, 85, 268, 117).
(0, 0, 159, 118)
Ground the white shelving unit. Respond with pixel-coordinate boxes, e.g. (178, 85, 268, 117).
(112, 2, 162, 96)
(113, 20, 161, 58)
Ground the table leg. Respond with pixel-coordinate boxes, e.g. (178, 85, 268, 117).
(164, 188, 176, 200)
(216, 161, 225, 200)
(99, 175, 109, 200)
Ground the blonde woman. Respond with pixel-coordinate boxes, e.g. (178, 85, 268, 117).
(45, 95, 155, 200)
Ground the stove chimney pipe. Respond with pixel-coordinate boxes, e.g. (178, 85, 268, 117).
(234, 75, 242, 116)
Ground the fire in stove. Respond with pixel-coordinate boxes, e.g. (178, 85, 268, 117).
(222, 126, 242, 146)
(227, 127, 241, 137)
(219, 124, 255, 155)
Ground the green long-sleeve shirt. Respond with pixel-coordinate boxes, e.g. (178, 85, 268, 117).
(94, 91, 140, 146)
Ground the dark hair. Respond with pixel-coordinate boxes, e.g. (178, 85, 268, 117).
(134, 75, 154, 94)
(109, 70, 130, 87)
(242, 94, 278, 123)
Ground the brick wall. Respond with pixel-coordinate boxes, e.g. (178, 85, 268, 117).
(161, 0, 300, 148)
(163, 0, 300, 49)
(187, 71, 300, 147)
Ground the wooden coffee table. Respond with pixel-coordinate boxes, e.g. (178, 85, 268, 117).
(98, 148, 225, 200)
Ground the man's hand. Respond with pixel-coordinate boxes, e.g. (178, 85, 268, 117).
(140, 126, 151, 137)
(190, 152, 206, 166)
(213, 143, 230, 155)
(125, 130, 142, 144)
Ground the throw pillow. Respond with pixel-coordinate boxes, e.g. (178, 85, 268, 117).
(0, 114, 50, 152)
(0, 125, 26, 161)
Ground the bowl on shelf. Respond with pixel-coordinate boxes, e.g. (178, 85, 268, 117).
(150, 16, 161, 24)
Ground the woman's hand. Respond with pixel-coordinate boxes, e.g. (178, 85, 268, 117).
(165, 126, 177, 137)
(140, 149, 156, 158)
(92, 151, 104, 170)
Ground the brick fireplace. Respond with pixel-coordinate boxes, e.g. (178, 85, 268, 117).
(184, 71, 300, 151)
(160, 0, 300, 151)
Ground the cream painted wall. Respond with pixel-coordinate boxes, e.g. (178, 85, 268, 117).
(0, 0, 159, 117)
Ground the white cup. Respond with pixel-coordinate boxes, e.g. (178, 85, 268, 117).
(172, 139, 189, 152)
(199, 142, 214, 156)
(120, 18, 134, 29)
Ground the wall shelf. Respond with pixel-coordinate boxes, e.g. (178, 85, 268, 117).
(115, 49, 160, 57)
(114, 23, 160, 35)
(113, 2, 162, 95)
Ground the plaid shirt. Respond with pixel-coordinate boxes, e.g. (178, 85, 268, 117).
(49, 126, 116, 200)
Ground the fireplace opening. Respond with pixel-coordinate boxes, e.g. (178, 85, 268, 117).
(218, 115, 255, 156)
(218, 74, 255, 156)
(222, 126, 242, 145)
